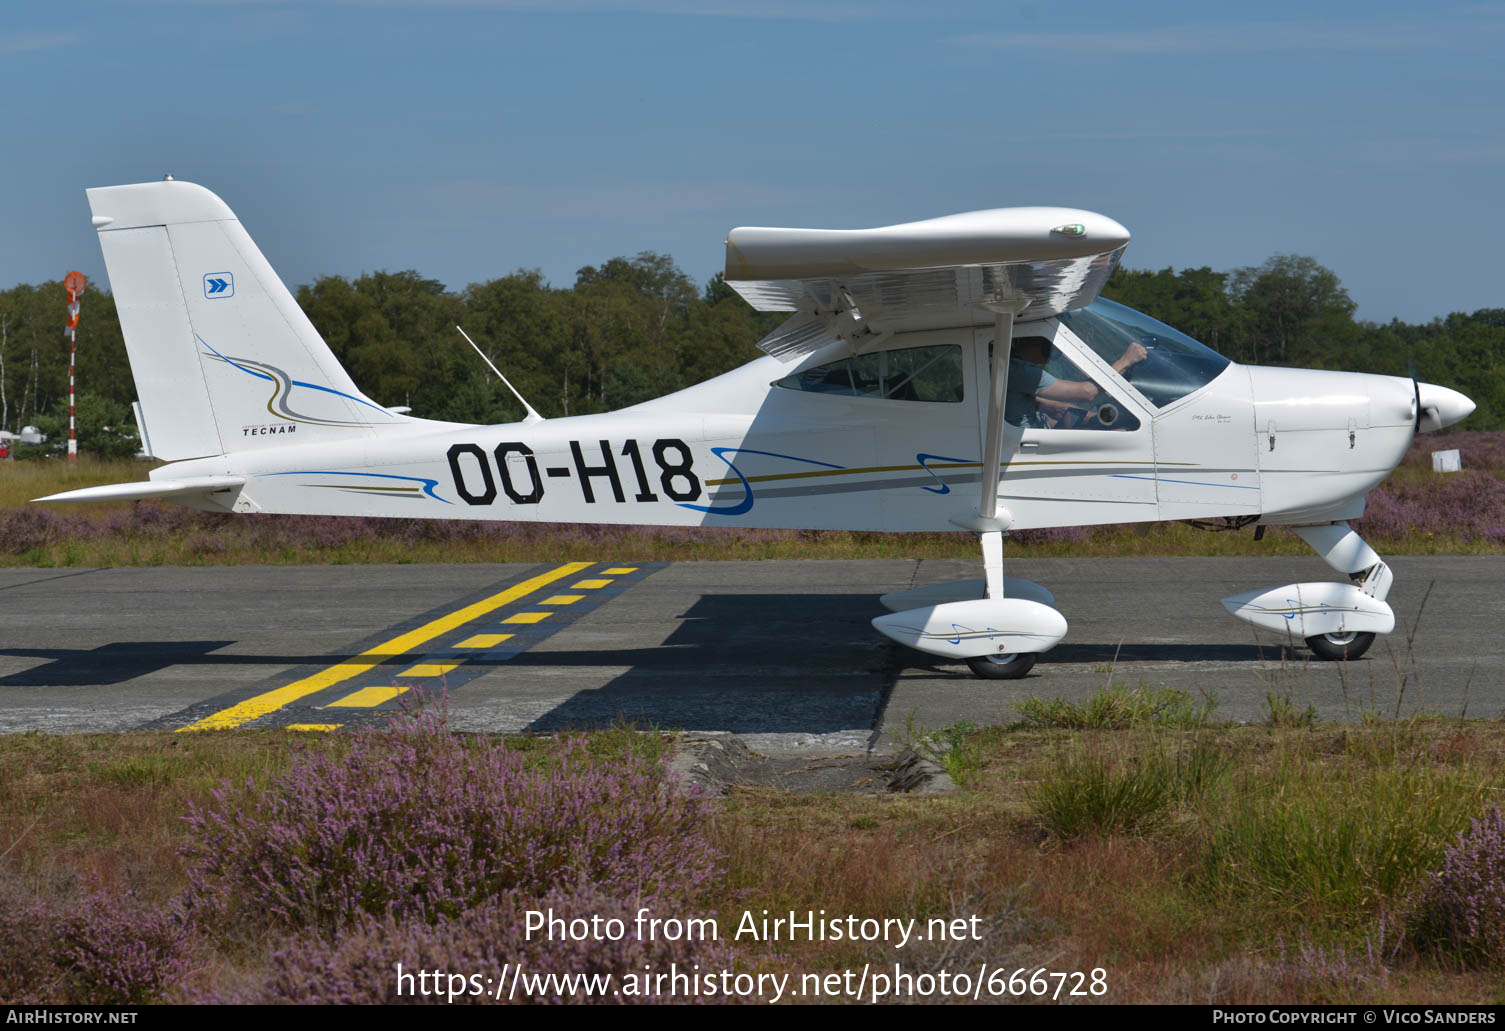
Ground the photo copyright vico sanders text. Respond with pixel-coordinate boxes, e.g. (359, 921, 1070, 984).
(1215, 1014, 1495, 1025)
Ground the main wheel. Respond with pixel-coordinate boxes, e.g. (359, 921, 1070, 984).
(965, 652, 1038, 680)
(1304, 630, 1376, 661)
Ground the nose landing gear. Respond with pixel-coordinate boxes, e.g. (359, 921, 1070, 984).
(1223, 522, 1394, 662)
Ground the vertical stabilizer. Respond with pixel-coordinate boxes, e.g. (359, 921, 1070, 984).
(87, 180, 408, 460)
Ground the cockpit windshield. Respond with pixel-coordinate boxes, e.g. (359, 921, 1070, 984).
(1057, 299, 1230, 408)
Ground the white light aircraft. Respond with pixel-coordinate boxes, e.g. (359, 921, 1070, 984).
(39, 179, 1475, 678)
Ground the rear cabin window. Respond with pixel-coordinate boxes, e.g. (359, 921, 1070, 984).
(774, 344, 964, 403)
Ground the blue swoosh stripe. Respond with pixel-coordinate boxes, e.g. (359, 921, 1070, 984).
(916, 453, 974, 495)
(679, 447, 845, 516)
(264, 470, 451, 504)
(198, 336, 392, 416)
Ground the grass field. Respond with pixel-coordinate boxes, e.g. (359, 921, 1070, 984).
(2, 431, 1502, 566)
(2, 694, 1503, 1004)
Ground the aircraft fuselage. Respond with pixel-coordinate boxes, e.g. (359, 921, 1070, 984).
(154, 324, 1425, 534)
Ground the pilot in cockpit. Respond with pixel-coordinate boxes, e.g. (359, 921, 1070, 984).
(1005, 336, 1147, 428)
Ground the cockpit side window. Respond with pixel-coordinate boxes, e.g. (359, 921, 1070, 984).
(992, 337, 1142, 431)
(1057, 299, 1230, 408)
(774, 344, 964, 403)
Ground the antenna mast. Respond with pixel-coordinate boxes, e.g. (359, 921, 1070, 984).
(456, 326, 544, 424)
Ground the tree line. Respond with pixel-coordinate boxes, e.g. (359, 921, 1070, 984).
(0, 252, 1499, 456)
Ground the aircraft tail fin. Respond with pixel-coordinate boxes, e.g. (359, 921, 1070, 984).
(87, 179, 412, 460)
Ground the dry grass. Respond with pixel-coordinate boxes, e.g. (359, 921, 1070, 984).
(5, 718, 1504, 1004)
(0, 731, 295, 907)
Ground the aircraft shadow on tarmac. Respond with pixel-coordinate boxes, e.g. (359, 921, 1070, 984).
(0, 642, 237, 687)
(505, 594, 1286, 734)
(1042, 642, 1292, 664)
(511, 593, 893, 734)
(874, 643, 1295, 680)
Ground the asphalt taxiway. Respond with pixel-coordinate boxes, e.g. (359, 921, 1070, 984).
(0, 557, 1498, 751)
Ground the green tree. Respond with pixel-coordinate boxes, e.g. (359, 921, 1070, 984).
(1104, 265, 1239, 358)
(297, 275, 421, 410)
(1229, 255, 1357, 366)
(32, 392, 139, 458)
(0, 281, 130, 435)
(460, 270, 572, 421)
(567, 253, 699, 414)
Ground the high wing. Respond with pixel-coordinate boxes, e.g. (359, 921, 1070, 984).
(723, 207, 1131, 568)
(723, 207, 1129, 360)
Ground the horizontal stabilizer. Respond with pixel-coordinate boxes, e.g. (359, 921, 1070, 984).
(34, 476, 245, 505)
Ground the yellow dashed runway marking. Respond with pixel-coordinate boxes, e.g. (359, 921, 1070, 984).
(455, 633, 513, 649)
(541, 594, 584, 605)
(286, 723, 342, 732)
(326, 685, 409, 708)
(178, 561, 591, 731)
(571, 579, 614, 589)
(502, 611, 551, 624)
(603, 567, 638, 574)
(397, 661, 464, 677)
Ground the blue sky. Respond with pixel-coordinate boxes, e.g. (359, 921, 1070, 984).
(4, 0, 1502, 323)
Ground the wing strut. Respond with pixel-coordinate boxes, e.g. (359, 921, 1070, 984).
(980, 309, 1016, 600)
(980, 309, 1015, 525)
(945, 305, 1025, 598)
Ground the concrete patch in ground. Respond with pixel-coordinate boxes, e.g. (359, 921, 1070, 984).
(669, 732, 955, 795)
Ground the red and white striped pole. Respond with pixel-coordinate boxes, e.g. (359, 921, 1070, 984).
(64, 271, 86, 462)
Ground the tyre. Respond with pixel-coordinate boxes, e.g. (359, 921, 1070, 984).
(1304, 630, 1376, 661)
(965, 653, 1038, 679)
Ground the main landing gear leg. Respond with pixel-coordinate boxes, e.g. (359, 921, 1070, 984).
(966, 530, 1038, 680)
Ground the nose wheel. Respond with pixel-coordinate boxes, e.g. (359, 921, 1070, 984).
(1226, 523, 1394, 664)
(1305, 630, 1376, 662)
(965, 652, 1038, 679)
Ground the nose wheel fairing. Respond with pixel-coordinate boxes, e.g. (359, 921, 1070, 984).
(1222, 521, 1394, 661)
(1220, 582, 1395, 639)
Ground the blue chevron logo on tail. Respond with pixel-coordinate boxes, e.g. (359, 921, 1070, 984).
(203, 273, 234, 298)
